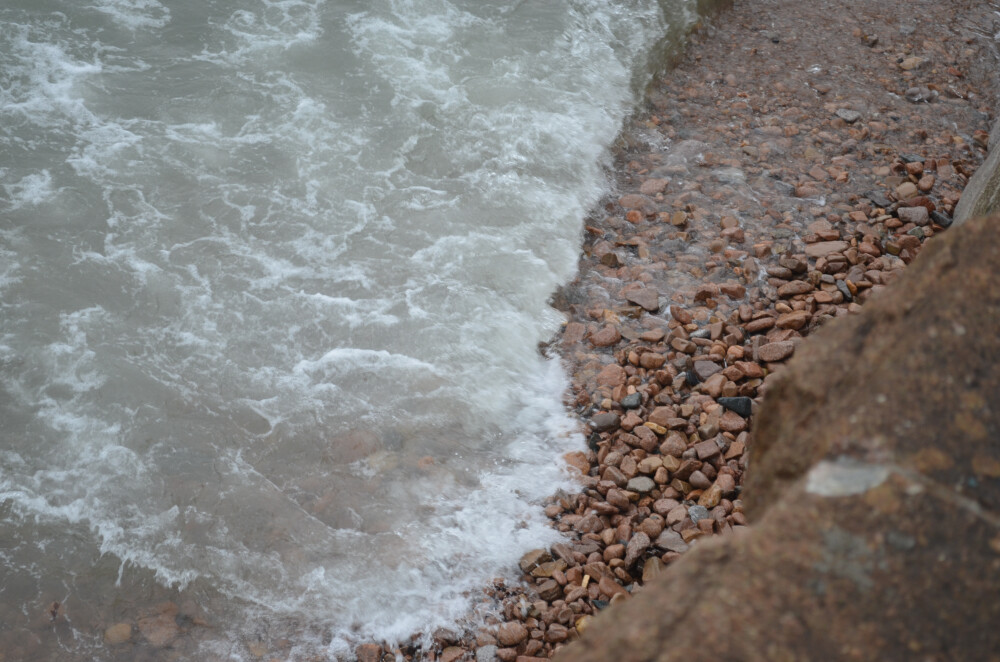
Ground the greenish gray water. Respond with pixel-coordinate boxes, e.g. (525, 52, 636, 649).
(0, 0, 703, 658)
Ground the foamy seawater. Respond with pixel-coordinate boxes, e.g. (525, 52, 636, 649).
(0, 0, 701, 658)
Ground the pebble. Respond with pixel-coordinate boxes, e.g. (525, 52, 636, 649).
(804, 241, 849, 258)
(497, 623, 529, 647)
(758, 341, 795, 362)
(688, 505, 710, 523)
(835, 109, 861, 123)
(591, 412, 620, 432)
(718, 396, 753, 417)
(624, 287, 661, 311)
(590, 325, 621, 347)
(620, 392, 642, 409)
(626, 476, 656, 494)
(898, 206, 929, 226)
(655, 529, 690, 553)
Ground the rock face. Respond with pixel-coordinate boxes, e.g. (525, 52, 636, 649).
(554, 214, 1000, 661)
(955, 119, 1000, 224)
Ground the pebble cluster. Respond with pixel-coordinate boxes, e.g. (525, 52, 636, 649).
(349, 0, 998, 660)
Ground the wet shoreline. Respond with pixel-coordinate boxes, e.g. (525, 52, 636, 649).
(15, 0, 998, 658)
(392, 0, 1000, 660)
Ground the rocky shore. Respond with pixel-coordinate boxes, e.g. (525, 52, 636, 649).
(352, 0, 1000, 660)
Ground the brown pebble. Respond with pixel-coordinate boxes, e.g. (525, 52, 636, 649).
(758, 341, 795, 362)
(356, 644, 383, 662)
(589, 325, 621, 347)
(497, 622, 529, 647)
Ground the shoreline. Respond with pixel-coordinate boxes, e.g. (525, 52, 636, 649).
(371, 0, 1000, 659)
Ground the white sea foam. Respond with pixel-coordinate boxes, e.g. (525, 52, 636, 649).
(0, 0, 703, 657)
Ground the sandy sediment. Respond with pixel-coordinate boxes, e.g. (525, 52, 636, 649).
(352, 0, 1000, 660)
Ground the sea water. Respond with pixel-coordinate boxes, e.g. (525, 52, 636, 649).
(0, 0, 703, 658)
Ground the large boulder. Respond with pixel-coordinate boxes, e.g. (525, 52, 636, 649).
(555, 214, 1000, 661)
(955, 118, 1000, 224)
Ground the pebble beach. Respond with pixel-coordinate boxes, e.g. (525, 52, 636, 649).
(355, 0, 1000, 660)
(53, 0, 998, 659)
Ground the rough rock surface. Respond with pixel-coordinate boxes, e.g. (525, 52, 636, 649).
(955, 118, 1000, 223)
(554, 213, 1000, 661)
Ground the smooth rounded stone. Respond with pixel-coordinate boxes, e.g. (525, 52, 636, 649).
(538, 579, 562, 601)
(624, 287, 660, 312)
(777, 280, 813, 297)
(720, 282, 746, 299)
(688, 470, 712, 489)
(639, 514, 665, 539)
(836, 280, 854, 301)
(777, 310, 810, 330)
(497, 623, 528, 647)
(627, 476, 656, 494)
(654, 529, 690, 553)
(758, 341, 795, 362)
(596, 364, 626, 387)
(606, 488, 632, 511)
(898, 206, 929, 226)
(896, 180, 919, 199)
(597, 575, 626, 600)
(745, 317, 776, 333)
(698, 483, 723, 508)
(590, 325, 621, 347)
(104, 623, 132, 645)
(718, 396, 753, 417)
(930, 210, 953, 228)
(835, 108, 861, 123)
(545, 623, 570, 644)
(591, 412, 620, 432)
(670, 306, 693, 324)
(639, 352, 666, 369)
(621, 392, 642, 409)
(477, 646, 499, 662)
(693, 360, 722, 381)
(804, 241, 849, 258)
(688, 505, 710, 523)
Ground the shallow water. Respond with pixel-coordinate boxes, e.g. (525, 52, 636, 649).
(0, 0, 703, 658)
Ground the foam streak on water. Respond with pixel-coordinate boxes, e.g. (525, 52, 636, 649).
(0, 0, 699, 657)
